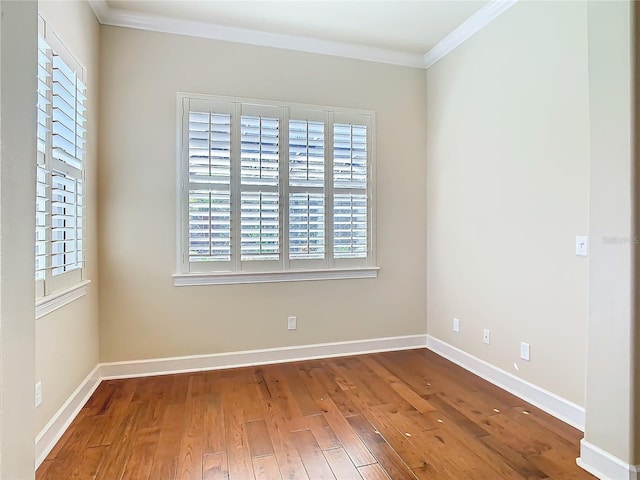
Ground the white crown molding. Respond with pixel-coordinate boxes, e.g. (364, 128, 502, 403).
(89, 0, 516, 69)
(424, 0, 519, 69)
(87, 0, 425, 68)
(426, 335, 585, 431)
(577, 439, 640, 480)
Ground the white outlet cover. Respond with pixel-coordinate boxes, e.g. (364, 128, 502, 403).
(287, 316, 297, 330)
(520, 342, 530, 361)
(35, 382, 42, 407)
(453, 318, 460, 332)
(483, 329, 491, 344)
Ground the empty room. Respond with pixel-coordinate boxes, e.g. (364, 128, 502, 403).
(0, 0, 637, 478)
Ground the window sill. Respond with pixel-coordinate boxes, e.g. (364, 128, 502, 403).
(35, 280, 91, 320)
(173, 267, 379, 286)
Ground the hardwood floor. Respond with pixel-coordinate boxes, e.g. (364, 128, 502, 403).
(37, 349, 594, 479)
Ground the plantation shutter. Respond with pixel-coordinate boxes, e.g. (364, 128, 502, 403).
(36, 37, 51, 285)
(36, 29, 87, 297)
(333, 119, 369, 260)
(185, 99, 233, 271)
(50, 51, 85, 276)
(240, 105, 281, 266)
(288, 110, 327, 264)
(177, 94, 376, 279)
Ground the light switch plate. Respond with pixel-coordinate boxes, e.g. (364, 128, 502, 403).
(576, 236, 588, 256)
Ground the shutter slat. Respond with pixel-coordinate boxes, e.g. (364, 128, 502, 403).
(241, 115, 279, 187)
(289, 192, 325, 260)
(241, 191, 279, 261)
(334, 123, 367, 190)
(333, 193, 367, 259)
(289, 119, 324, 188)
(188, 190, 231, 262)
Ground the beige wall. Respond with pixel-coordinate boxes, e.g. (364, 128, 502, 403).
(635, 1, 640, 464)
(35, 1, 101, 434)
(584, 0, 636, 465)
(98, 27, 427, 361)
(426, 1, 589, 406)
(0, 1, 37, 477)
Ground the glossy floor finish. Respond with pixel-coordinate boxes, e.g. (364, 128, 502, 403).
(37, 349, 594, 479)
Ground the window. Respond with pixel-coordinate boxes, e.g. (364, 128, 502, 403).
(36, 21, 86, 300)
(176, 94, 377, 285)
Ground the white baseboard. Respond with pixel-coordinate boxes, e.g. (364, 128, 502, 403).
(99, 334, 428, 379)
(35, 334, 427, 467)
(577, 439, 640, 480)
(426, 335, 585, 431)
(35, 365, 102, 468)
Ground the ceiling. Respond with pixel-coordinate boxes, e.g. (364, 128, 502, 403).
(103, 1, 488, 55)
(92, 1, 518, 68)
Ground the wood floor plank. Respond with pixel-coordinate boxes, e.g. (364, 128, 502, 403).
(224, 377, 255, 480)
(292, 429, 336, 480)
(253, 455, 283, 480)
(83, 381, 116, 417)
(328, 358, 400, 407)
(50, 414, 99, 461)
(147, 402, 185, 480)
(323, 447, 363, 479)
(362, 403, 431, 470)
(120, 427, 160, 480)
(247, 420, 276, 458)
(357, 463, 391, 480)
(283, 364, 323, 416)
(317, 397, 376, 467)
(176, 375, 206, 480)
(307, 414, 342, 451)
(359, 357, 437, 413)
(258, 366, 304, 421)
(203, 452, 230, 480)
(240, 370, 265, 423)
(203, 371, 226, 455)
(94, 403, 143, 480)
(257, 393, 310, 480)
(479, 434, 548, 479)
(36, 350, 595, 480)
(347, 414, 417, 480)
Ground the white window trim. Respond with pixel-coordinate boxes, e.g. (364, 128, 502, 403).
(173, 267, 379, 286)
(35, 280, 90, 320)
(175, 92, 378, 286)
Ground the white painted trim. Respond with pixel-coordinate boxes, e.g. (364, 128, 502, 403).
(35, 335, 426, 468)
(173, 267, 380, 286)
(35, 280, 90, 320)
(100, 334, 427, 379)
(577, 439, 640, 480)
(88, 0, 515, 69)
(423, 0, 519, 69)
(35, 365, 101, 468)
(87, 0, 425, 68)
(426, 335, 585, 431)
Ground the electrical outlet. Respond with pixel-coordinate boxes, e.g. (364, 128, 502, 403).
(520, 342, 530, 361)
(287, 316, 297, 330)
(35, 382, 42, 408)
(453, 318, 460, 332)
(483, 329, 491, 345)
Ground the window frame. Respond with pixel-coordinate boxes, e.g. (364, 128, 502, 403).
(36, 15, 89, 312)
(174, 93, 378, 286)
